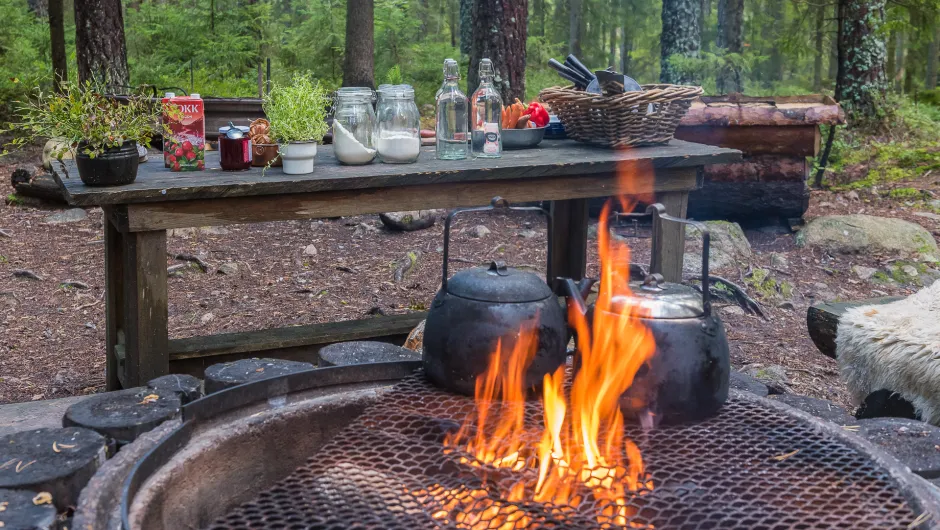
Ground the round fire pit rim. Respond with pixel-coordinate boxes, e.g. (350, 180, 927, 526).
(119, 360, 421, 530)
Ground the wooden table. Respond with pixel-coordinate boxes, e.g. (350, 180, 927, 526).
(52, 140, 740, 389)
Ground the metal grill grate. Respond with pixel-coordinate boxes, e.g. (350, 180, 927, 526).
(208, 374, 926, 529)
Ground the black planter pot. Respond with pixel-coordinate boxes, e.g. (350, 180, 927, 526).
(74, 141, 139, 186)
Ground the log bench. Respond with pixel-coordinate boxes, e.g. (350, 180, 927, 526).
(807, 297, 904, 359)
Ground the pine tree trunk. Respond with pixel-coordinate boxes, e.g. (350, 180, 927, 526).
(894, 32, 905, 92)
(569, 0, 582, 56)
(660, 0, 701, 83)
(608, 5, 617, 68)
(342, 0, 374, 88)
(927, 26, 939, 89)
(886, 29, 896, 87)
(49, 0, 67, 92)
(449, 0, 457, 47)
(813, 1, 825, 91)
(74, 0, 130, 88)
(767, 0, 784, 83)
(459, 0, 472, 55)
(828, 1, 838, 84)
(716, 0, 743, 93)
(837, 0, 887, 120)
(468, 0, 527, 102)
(903, 10, 921, 94)
(620, 0, 631, 73)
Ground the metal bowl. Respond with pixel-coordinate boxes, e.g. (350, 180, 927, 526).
(502, 126, 546, 149)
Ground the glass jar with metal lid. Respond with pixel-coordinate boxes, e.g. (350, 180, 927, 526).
(375, 85, 421, 164)
(332, 87, 377, 165)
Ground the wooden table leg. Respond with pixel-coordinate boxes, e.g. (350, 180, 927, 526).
(549, 198, 590, 284)
(103, 208, 124, 390)
(651, 191, 690, 283)
(121, 229, 169, 387)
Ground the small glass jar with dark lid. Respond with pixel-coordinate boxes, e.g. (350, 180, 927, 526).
(218, 125, 252, 171)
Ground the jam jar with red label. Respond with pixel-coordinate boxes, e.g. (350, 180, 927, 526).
(218, 125, 252, 171)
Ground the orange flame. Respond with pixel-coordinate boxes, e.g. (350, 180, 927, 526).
(437, 158, 658, 529)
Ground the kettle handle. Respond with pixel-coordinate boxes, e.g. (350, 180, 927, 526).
(441, 197, 553, 291)
(611, 204, 711, 317)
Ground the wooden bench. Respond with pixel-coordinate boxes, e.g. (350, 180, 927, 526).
(806, 297, 904, 359)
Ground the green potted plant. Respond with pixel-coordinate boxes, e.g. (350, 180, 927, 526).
(263, 74, 330, 175)
(4, 82, 161, 186)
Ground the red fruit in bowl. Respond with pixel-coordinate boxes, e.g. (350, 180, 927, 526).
(182, 140, 193, 152)
(175, 148, 184, 158)
(185, 151, 196, 161)
(196, 160, 204, 170)
(172, 162, 181, 171)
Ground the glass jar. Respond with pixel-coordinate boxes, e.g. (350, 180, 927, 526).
(332, 87, 377, 165)
(218, 125, 252, 171)
(375, 86, 421, 164)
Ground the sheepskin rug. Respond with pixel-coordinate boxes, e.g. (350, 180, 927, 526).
(837, 280, 940, 425)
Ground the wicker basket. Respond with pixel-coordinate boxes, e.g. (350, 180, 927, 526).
(538, 84, 703, 148)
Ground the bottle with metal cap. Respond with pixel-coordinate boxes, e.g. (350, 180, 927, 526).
(470, 58, 502, 158)
(435, 59, 468, 160)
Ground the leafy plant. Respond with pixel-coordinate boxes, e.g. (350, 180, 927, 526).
(3, 82, 161, 158)
(385, 65, 403, 85)
(262, 74, 330, 143)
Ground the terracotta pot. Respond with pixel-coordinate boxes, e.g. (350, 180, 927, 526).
(251, 143, 282, 167)
(75, 141, 139, 186)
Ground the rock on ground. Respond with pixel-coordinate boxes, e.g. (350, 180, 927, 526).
(43, 208, 87, 224)
(468, 225, 491, 238)
(743, 364, 792, 394)
(684, 221, 752, 273)
(799, 214, 939, 258)
(379, 210, 440, 231)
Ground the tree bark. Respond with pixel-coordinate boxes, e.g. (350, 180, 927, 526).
(608, 7, 617, 68)
(886, 29, 896, 88)
(468, 0, 527, 102)
(459, 0, 472, 55)
(49, 0, 68, 92)
(569, 0, 582, 57)
(903, 9, 921, 94)
(927, 25, 940, 89)
(342, 0, 374, 88)
(27, 0, 48, 16)
(894, 31, 905, 92)
(74, 0, 130, 88)
(660, 0, 701, 83)
(620, 0, 631, 73)
(828, 1, 838, 84)
(716, 0, 743, 93)
(837, 0, 887, 120)
(449, 0, 457, 48)
(813, 1, 825, 91)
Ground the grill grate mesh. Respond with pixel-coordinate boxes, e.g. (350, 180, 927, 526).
(208, 373, 925, 530)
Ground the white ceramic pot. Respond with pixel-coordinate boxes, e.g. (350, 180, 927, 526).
(279, 141, 317, 175)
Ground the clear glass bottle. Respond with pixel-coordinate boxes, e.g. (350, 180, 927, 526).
(332, 87, 376, 165)
(436, 59, 469, 160)
(375, 86, 421, 164)
(471, 58, 502, 158)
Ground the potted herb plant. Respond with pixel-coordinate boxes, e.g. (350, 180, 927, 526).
(262, 74, 330, 175)
(4, 82, 161, 186)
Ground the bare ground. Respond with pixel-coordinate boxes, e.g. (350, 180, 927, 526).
(1, 148, 939, 410)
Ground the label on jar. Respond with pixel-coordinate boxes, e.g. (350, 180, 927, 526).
(484, 122, 499, 155)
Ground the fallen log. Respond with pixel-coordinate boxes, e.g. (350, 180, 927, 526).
(10, 165, 66, 203)
(806, 297, 903, 359)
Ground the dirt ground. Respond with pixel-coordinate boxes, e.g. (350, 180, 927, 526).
(1, 145, 939, 410)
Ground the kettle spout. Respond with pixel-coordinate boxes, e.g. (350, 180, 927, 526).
(560, 277, 591, 316)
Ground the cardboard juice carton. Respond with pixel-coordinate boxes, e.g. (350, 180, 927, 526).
(162, 93, 205, 171)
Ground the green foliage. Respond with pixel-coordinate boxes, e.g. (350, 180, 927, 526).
(3, 82, 161, 158)
(0, 0, 66, 112)
(385, 65, 404, 85)
(262, 74, 330, 143)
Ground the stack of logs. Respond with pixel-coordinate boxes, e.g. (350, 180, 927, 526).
(674, 94, 845, 222)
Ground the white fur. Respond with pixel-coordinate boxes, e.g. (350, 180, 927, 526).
(836, 281, 940, 425)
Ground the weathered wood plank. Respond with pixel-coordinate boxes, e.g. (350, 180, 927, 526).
(701, 155, 810, 183)
(651, 191, 690, 283)
(122, 230, 169, 386)
(680, 95, 845, 127)
(10, 166, 66, 202)
(549, 199, 590, 282)
(103, 209, 124, 391)
(52, 140, 741, 207)
(674, 126, 821, 157)
(167, 313, 426, 376)
(687, 180, 810, 221)
(116, 168, 701, 232)
(807, 297, 904, 359)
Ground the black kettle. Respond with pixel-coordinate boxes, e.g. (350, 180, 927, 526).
(561, 204, 730, 423)
(424, 198, 568, 396)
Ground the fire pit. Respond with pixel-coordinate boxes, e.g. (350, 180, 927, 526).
(114, 362, 940, 530)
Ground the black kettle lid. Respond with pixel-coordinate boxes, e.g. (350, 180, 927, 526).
(446, 261, 554, 303)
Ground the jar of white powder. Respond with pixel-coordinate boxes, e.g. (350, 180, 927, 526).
(375, 86, 421, 164)
(332, 88, 377, 165)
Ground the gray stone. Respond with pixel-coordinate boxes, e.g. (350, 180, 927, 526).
(742, 364, 791, 394)
(769, 394, 855, 425)
(729, 371, 769, 397)
(167, 227, 196, 238)
(914, 211, 940, 221)
(318, 341, 421, 367)
(800, 214, 939, 258)
(518, 229, 539, 239)
(720, 305, 746, 317)
(217, 262, 239, 275)
(853, 265, 878, 280)
(777, 301, 795, 310)
(41, 138, 73, 170)
(303, 244, 318, 256)
(685, 221, 752, 273)
(902, 264, 919, 277)
(468, 225, 491, 238)
(379, 210, 439, 231)
(769, 252, 789, 270)
(200, 312, 214, 326)
(846, 190, 860, 201)
(352, 222, 379, 237)
(199, 226, 229, 235)
(43, 208, 87, 224)
(857, 418, 940, 478)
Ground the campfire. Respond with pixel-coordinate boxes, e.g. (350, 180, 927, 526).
(432, 197, 657, 529)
